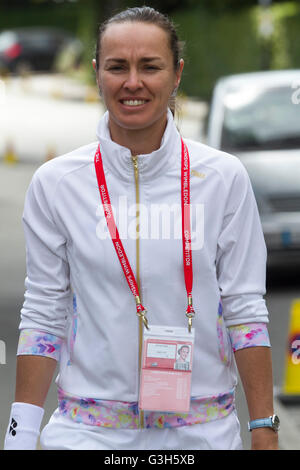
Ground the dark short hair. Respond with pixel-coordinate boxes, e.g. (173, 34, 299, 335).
(178, 345, 189, 355)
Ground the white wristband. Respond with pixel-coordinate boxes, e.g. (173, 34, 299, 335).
(4, 402, 44, 450)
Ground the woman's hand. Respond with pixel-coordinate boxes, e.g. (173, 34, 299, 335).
(251, 428, 279, 450)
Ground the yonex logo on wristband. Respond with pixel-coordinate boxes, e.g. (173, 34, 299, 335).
(9, 418, 18, 437)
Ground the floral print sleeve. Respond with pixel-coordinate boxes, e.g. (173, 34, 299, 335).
(17, 329, 63, 361)
(228, 323, 271, 352)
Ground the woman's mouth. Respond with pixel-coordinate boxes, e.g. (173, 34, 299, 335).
(120, 99, 148, 107)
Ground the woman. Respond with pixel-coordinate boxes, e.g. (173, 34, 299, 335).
(174, 345, 190, 371)
(4, 7, 279, 450)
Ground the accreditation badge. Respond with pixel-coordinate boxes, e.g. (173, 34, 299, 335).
(139, 325, 195, 413)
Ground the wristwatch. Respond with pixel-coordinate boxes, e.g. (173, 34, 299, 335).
(248, 414, 280, 432)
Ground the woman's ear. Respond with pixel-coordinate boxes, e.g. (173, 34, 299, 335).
(175, 59, 184, 90)
(92, 59, 102, 95)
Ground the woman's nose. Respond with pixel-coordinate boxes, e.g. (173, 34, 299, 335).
(124, 69, 142, 90)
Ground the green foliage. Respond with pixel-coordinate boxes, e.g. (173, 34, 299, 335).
(171, 2, 300, 100)
(271, 2, 300, 68)
(171, 6, 262, 100)
(0, 1, 79, 32)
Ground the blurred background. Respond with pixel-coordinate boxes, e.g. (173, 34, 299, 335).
(1, 0, 300, 450)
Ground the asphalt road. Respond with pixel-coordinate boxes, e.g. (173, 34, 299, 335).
(0, 75, 300, 450)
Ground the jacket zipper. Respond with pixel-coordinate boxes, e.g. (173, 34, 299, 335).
(131, 154, 144, 429)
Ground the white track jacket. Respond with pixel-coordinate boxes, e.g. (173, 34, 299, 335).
(19, 110, 269, 402)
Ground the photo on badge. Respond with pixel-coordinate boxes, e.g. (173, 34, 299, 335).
(174, 344, 191, 371)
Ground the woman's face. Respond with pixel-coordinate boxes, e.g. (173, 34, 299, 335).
(179, 347, 189, 361)
(94, 21, 183, 136)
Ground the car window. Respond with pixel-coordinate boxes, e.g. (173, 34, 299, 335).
(0, 32, 17, 52)
(19, 32, 63, 49)
(221, 85, 300, 152)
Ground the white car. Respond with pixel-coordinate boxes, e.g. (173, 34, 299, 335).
(207, 70, 300, 267)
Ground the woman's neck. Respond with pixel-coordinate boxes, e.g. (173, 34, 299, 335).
(108, 114, 168, 155)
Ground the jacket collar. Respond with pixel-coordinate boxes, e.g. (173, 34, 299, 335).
(96, 109, 181, 182)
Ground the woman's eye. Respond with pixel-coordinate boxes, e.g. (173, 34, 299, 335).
(145, 65, 159, 71)
(108, 65, 125, 72)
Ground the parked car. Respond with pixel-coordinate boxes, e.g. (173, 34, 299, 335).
(207, 70, 300, 267)
(0, 27, 80, 74)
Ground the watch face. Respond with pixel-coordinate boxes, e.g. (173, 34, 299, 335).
(272, 414, 280, 430)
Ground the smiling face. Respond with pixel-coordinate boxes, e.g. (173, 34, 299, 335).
(179, 346, 189, 361)
(94, 21, 183, 142)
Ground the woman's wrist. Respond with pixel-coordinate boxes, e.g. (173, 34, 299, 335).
(4, 402, 44, 450)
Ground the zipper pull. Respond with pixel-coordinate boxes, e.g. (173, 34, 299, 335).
(131, 155, 138, 175)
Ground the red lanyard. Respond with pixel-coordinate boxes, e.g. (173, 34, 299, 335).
(94, 138, 195, 332)
(181, 138, 195, 331)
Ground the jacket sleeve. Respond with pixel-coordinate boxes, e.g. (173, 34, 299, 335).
(228, 323, 270, 351)
(216, 159, 269, 329)
(17, 328, 63, 361)
(19, 169, 71, 345)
